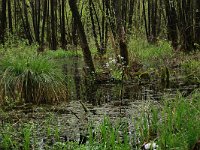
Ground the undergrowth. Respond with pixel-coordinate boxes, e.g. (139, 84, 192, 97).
(181, 59, 200, 83)
(128, 38, 173, 68)
(0, 91, 199, 149)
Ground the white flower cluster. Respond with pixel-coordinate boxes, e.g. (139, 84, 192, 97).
(144, 142, 158, 150)
(105, 62, 109, 68)
(108, 57, 117, 64)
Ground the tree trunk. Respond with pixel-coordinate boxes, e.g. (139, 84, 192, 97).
(0, 0, 7, 44)
(89, 0, 100, 53)
(51, 0, 57, 50)
(128, 0, 135, 33)
(7, 0, 13, 34)
(195, 0, 200, 44)
(165, 0, 178, 50)
(115, 0, 129, 66)
(69, 0, 95, 74)
(143, 0, 149, 40)
(22, 0, 33, 44)
(39, 0, 48, 52)
(61, 0, 67, 49)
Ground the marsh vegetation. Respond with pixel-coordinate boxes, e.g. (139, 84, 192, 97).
(0, 0, 200, 149)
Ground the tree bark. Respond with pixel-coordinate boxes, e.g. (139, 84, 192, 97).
(128, 0, 135, 33)
(0, 0, 7, 44)
(51, 0, 57, 50)
(7, 0, 13, 34)
(22, 0, 33, 44)
(89, 0, 100, 53)
(61, 0, 67, 49)
(41, 0, 47, 45)
(165, 0, 178, 49)
(69, 0, 95, 74)
(115, 0, 129, 66)
(195, 0, 200, 44)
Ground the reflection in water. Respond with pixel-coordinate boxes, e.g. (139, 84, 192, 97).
(73, 57, 81, 100)
(67, 57, 164, 107)
(65, 57, 199, 108)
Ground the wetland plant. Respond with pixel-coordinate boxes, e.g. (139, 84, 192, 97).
(45, 49, 82, 59)
(23, 124, 32, 150)
(0, 52, 67, 105)
(0, 91, 199, 149)
(137, 91, 200, 150)
(181, 59, 200, 84)
(128, 39, 173, 68)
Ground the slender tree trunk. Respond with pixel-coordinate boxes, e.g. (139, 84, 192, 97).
(30, 1, 37, 42)
(178, 0, 194, 51)
(39, 0, 48, 51)
(32, 0, 41, 43)
(89, 0, 100, 53)
(165, 0, 178, 50)
(61, 0, 67, 49)
(14, 0, 17, 30)
(46, 0, 51, 47)
(115, 0, 129, 66)
(69, 0, 95, 74)
(195, 0, 200, 44)
(51, 0, 57, 50)
(7, 0, 13, 34)
(107, 0, 116, 38)
(72, 18, 78, 47)
(22, 0, 33, 44)
(128, 0, 135, 33)
(143, 0, 149, 40)
(147, 0, 151, 38)
(101, 0, 106, 54)
(0, 0, 7, 44)
(151, 0, 157, 43)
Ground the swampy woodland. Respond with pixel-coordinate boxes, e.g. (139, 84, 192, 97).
(0, 0, 200, 150)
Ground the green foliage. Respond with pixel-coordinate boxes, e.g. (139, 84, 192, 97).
(45, 49, 82, 59)
(129, 39, 173, 67)
(0, 124, 18, 150)
(182, 59, 200, 74)
(111, 70, 123, 81)
(103, 57, 125, 81)
(86, 117, 131, 150)
(0, 47, 67, 105)
(137, 91, 200, 150)
(181, 59, 200, 83)
(0, 91, 199, 149)
(23, 124, 32, 150)
(159, 92, 200, 149)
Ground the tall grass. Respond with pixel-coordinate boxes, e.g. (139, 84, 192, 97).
(137, 91, 200, 150)
(0, 47, 67, 105)
(128, 38, 173, 67)
(45, 49, 82, 59)
(86, 91, 200, 150)
(181, 59, 200, 83)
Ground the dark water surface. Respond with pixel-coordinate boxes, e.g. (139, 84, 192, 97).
(58, 57, 199, 140)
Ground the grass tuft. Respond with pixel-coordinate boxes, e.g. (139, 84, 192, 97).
(0, 52, 67, 105)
